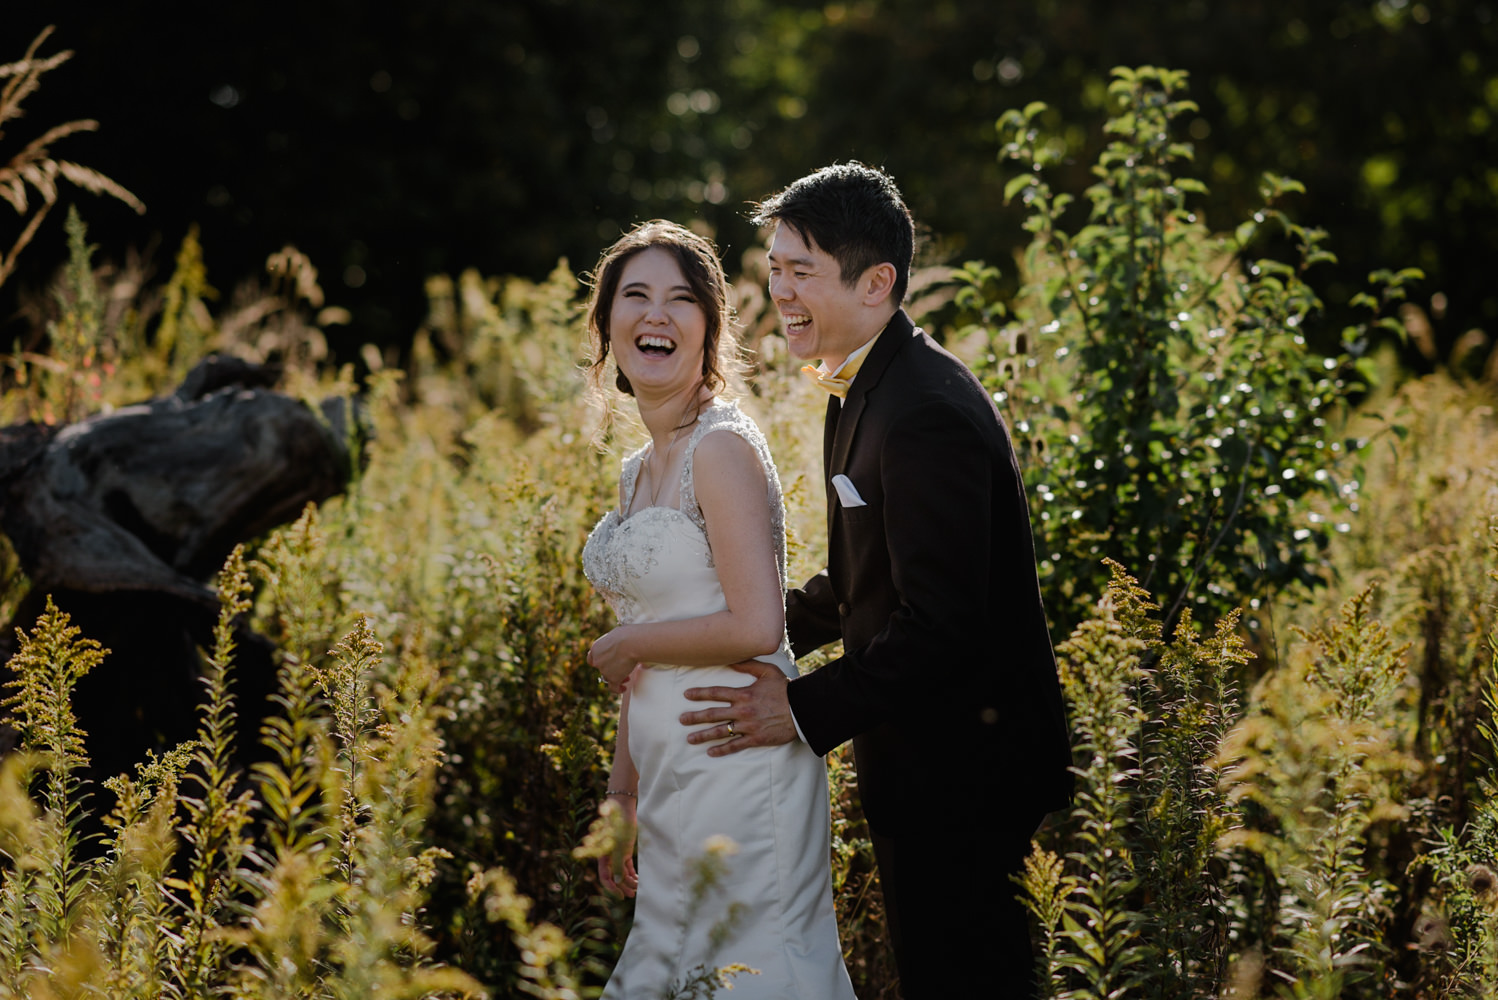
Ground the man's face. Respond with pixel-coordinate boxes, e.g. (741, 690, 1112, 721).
(767, 224, 869, 370)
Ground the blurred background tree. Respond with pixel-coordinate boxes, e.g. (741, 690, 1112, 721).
(5, 0, 1494, 365)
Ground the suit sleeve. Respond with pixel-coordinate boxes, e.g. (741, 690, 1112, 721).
(787, 398, 1003, 755)
(786, 569, 842, 660)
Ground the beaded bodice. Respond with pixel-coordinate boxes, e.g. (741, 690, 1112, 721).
(582, 400, 789, 630)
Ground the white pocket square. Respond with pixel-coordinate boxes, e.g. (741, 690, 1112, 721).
(831, 474, 867, 508)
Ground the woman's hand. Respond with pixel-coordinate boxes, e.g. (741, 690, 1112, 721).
(598, 794, 639, 898)
(589, 626, 643, 693)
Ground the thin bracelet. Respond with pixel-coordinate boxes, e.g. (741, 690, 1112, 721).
(605, 789, 637, 798)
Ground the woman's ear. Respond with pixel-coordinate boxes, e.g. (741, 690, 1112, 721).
(861, 262, 898, 307)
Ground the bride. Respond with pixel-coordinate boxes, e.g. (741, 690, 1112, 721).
(581, 220, 856, 999)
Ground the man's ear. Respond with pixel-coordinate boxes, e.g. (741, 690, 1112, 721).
(861, 262, 898, 306)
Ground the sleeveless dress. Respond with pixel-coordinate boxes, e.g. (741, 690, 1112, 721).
(582, 400, 856, 1000)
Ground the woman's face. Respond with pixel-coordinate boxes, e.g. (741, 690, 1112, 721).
(608, 246, 709, 400)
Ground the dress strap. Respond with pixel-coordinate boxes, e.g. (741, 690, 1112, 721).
(619, 447, 646, 515)
(678, 401, 788, 585)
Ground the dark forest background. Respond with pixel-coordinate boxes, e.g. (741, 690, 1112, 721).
(6, 0, 1495, 363)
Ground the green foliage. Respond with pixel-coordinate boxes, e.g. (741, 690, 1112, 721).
(1050, 565, 1153, 997)
(976, 66, 1384, 637)
(172, 546, 256, 994)
(1414, 528, 1498, 999)
(0, 596, 105, 976)
(0, 571, 482, 998)
(154, 224, 217, 384)
(1216, 588, 1415, 997)
(1031, 562, 1252, 998)
(4, 206, 113, 426)
(1028, 559, 1436, 998)
(966, 65, 1421, 639)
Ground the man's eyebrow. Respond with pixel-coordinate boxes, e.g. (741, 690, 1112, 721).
(767, 252, 817, 267)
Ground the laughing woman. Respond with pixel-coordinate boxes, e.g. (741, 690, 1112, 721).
(580, 220, 856, 999)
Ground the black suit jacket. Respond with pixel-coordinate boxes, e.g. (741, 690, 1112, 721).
(785, 310, 1072, 836)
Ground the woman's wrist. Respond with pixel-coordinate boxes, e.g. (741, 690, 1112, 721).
(605, 788, 637, 798)
(615, 624, 642, 663)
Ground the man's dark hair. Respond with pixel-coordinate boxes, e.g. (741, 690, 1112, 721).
(751, 162, 915, 304)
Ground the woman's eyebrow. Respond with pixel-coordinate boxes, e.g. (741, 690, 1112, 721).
(621, 281, 694, 293)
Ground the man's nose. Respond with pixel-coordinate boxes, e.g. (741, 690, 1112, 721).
(769, 273, 790, 303)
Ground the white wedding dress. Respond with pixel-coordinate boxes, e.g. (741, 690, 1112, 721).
(583, 400, 856, 1000)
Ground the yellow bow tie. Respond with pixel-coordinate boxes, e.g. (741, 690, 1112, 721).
(802, 365, 851, 399)
(801, 326, 886, 399)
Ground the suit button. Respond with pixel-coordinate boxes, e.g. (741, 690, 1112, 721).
(838, 603, 850, 617)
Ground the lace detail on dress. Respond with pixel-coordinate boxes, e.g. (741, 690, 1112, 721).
(678, 401, 788, 587)
(619, 445, 647, 514)
(582, 506, 681, 624)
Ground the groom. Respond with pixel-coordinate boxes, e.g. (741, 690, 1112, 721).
(680, 162, 1072, 996)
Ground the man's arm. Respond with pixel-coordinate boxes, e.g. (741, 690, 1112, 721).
(786, 569, 842, 660)
(684, 395, 1005, 756)
(677, 567, 837, 754)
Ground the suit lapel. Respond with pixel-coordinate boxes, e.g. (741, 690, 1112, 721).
(822, 395, 839, 484)
(828, 310, 914, 476)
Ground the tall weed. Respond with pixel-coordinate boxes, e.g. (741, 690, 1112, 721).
(0, 552, 483, 998)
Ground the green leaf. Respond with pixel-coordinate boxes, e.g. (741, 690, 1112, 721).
(1005, 173, 1038, 201)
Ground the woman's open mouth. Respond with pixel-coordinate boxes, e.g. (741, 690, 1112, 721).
(636, 334, 676, 356)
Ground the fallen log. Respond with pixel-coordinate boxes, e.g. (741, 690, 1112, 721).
(0, 355, 359, 784)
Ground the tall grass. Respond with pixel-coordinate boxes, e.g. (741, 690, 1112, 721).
(7, 68, 1498, 1000)
(10, 204, 1498, 998)
(0, 550, 483, 998)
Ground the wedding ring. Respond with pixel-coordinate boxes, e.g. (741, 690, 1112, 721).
(726, 721, 736, 737)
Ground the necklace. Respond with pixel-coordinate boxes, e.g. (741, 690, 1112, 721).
(640, 395, 704, 510)
(644, 423, 686, 509)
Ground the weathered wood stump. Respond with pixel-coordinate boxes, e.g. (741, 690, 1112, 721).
(0, 355, 359, 785)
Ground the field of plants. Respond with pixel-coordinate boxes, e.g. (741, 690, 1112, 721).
(4, 62, 1498, 1000)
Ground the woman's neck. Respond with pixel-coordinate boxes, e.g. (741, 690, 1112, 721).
(636, 382, 710, 448)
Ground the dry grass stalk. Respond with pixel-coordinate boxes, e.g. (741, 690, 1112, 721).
(0, 25, 145, 290)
